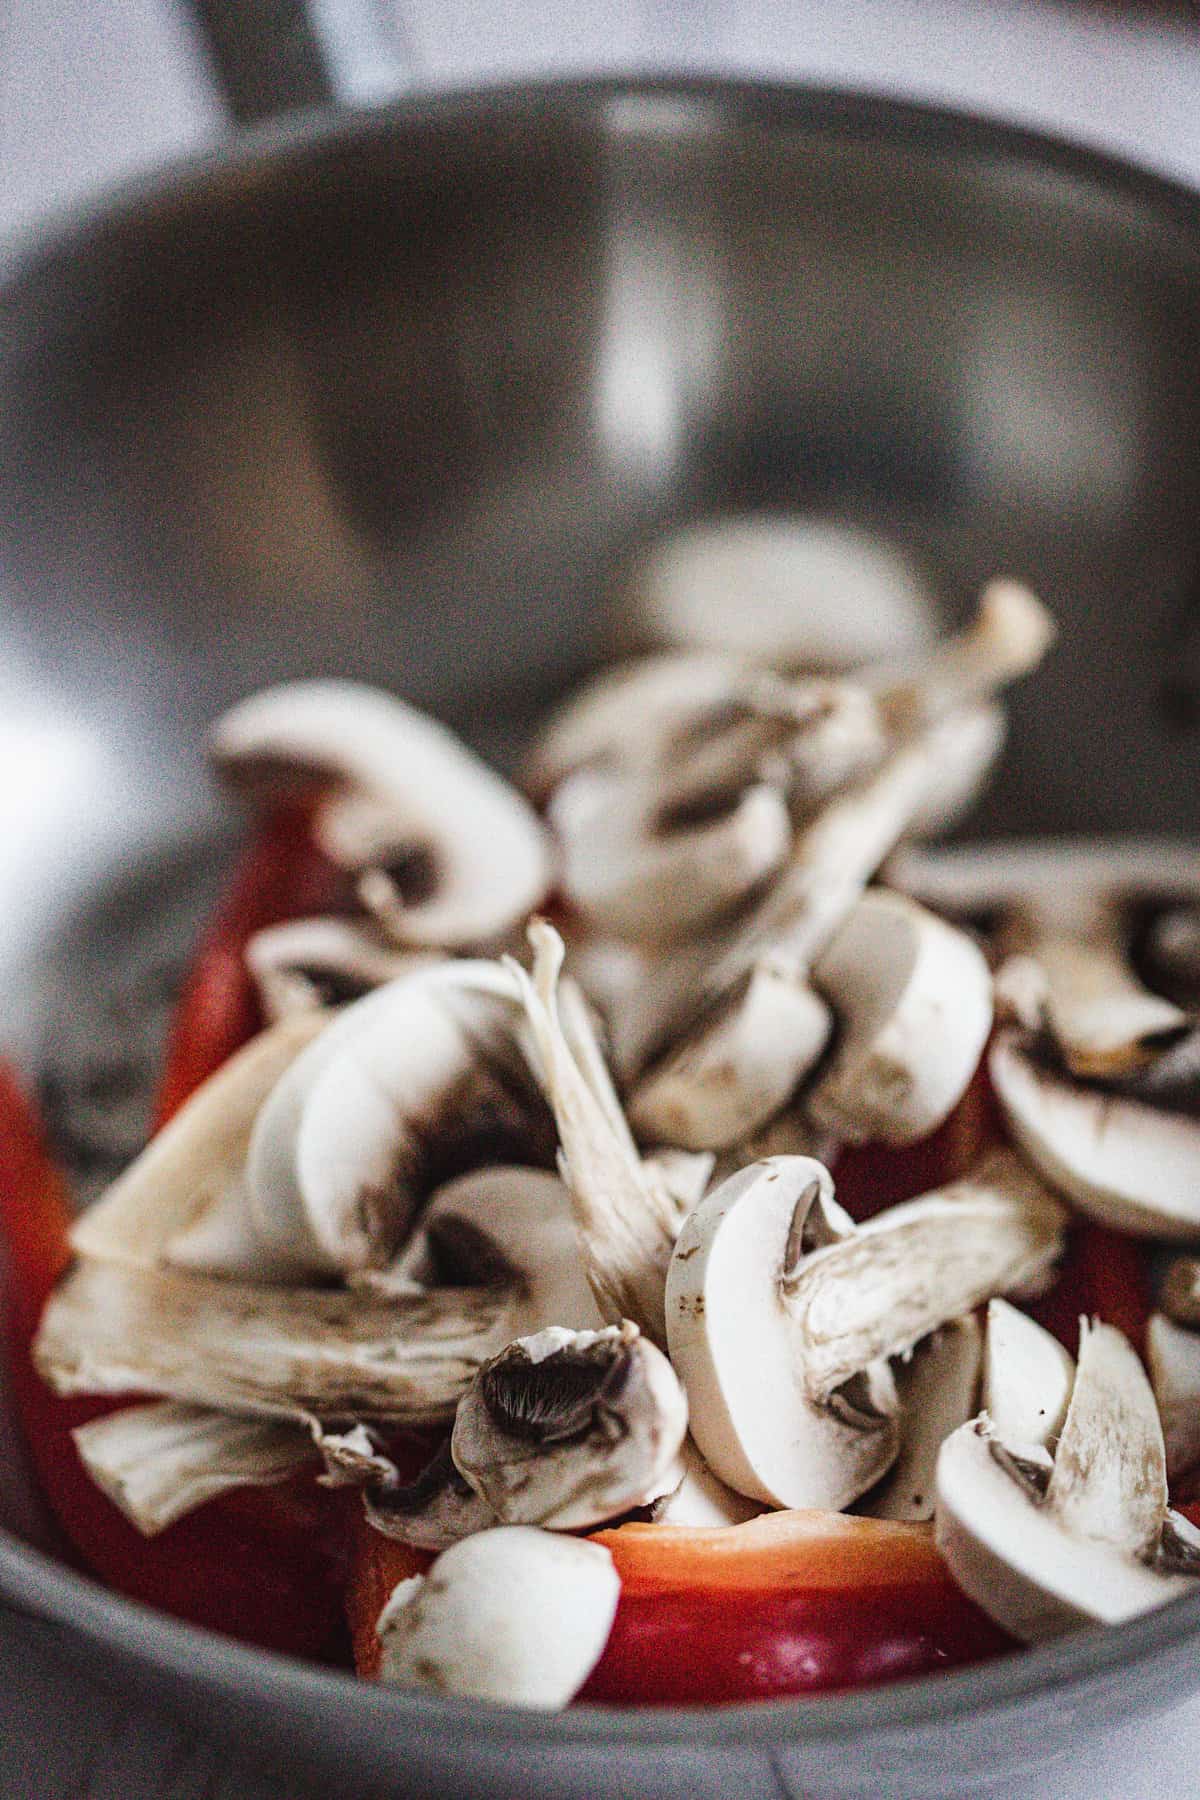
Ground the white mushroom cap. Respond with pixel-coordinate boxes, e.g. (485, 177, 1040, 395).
(450, 1322, 689, 1531)
(377, 1527, 619, 1709)
(807, 890, 993, 1147)
(667, 1150, 1065, 1510)
(862, 1316, 982, 1523)
(936, 1321, 1197, 1643)
(665, 1156, 896, 1508)
(990, 1029, 1200, 1240)
(982, 1298, 1075, 1450)
(246, 961, 545, 1278)
(889, 838, 1200, 1079)
(621, 517, 939, 671)
(548, 765, 790, 944)
(69, 1013, 328, 1283)
(212, 681, 553, 948)
(1147, 1312, 1200, 1482)
(244, 917, 427, 1021)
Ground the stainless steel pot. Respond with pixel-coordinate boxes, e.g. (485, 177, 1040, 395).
(2, 8, 1200, 1793)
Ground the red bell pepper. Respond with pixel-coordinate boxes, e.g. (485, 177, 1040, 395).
(830, 1057, 1002, 1224)
(155, 804, 347, 1126)
(0, 1060, 354, 1660)
(347, 1510, 1013, 1699)
(580, 1512, 1014, 1704)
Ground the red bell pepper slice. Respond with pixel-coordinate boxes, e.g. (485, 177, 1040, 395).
(0, 1060, 355, 1660)
(347, 1510, 1013, 1699)
(580, 1513, 1015, 1704)
(155, 804, 347, 1127)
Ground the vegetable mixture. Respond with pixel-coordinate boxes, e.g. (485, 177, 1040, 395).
(4, 522, 1200, 1708)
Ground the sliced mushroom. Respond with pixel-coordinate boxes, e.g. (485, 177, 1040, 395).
(212, 680, 553, 948)
(246, 960, 551, 1280)
(366, 1167, 604, 1336)
(1147, 1312, 1200, 1482)
(1163, 1257, 1200, 1327)
(548, 764, 791, 944)
(861, 1317, 982, 1523)
(647, 1435, 764, 1527)
(1141, 904, 1200, 1008)
(35, 1259, 516, 1424)
(69, 1013, 328, 1283)
(377, 1527, 620, 1709)
(72, 1402, 314, 1535)
(507, 922, 685, 1346)
(989, 1029, 1200, 1240)
(245, 916, 427, 1020)
(630, 708, 1011, 1153)
(451, 1322, 688, 1530)
(889, 838, 1199, 1079)
(936, 1320, 1200, 1642)
(620, 517, 939, 671)
(316, 1430, 502, 1551)
(665, 1150, 1063, 1509)
(869, 579, 1055, 738)
(806, 890, 993, 1147)
(982, 1298, 1075, 1450)
(628, 957, 833, 1153)
(525, 651, 778, 801)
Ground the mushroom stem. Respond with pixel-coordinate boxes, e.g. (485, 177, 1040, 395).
(781, 1151, 1066, 1398)
(72, 1402, 314, 1536)
(870, 579, 1056, 736)
(1045, 1319, 1167, 1557)
(35, 1259, 516, 1424)
(861, 1317, 982, 1523)
(508, 922, 684, 1347)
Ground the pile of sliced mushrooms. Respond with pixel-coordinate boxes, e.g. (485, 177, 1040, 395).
(33, 519, 1200, 1710)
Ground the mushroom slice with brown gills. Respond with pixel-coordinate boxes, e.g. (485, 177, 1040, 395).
(316, 1428, 501, 1552)
(377, 1527, 620, 1709)
(212, 680, 553, 948)
(451, 1322, 688, 1530)
(1147, 1312, 1200, 1482)
(34, 1258, 515, 1424)
(805, 889, 993, 1148)
(72, 1402, 314, 1536)
(989, 1028, 1200, 1241)
(245, 916, 429, 1021)
(861, 1316, 982, 1523)
(936, 1320, 1200, 1642)
(888, 837, 1199, 1080)
(547, 763, 791, 945)
(618, 517, 939, 671)
(245, 960, 552, 1280)
(363, 1167, 605, 1334)
(665, 1150, 1064, 1509)
(982, 1298, 1075, 1450)
(506, 921, 686, 1347)
(68, 1012, 329, 1283)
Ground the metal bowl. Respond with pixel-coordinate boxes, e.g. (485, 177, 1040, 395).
(2, 78, 1199, 1799)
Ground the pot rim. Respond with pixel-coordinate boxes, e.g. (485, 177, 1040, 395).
(3, 70, 1200, 1748)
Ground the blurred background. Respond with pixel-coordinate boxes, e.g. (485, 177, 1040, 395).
(3, 1, 1200, 261)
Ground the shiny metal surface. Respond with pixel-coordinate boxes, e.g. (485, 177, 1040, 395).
(2, 79, 1200, 1797)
